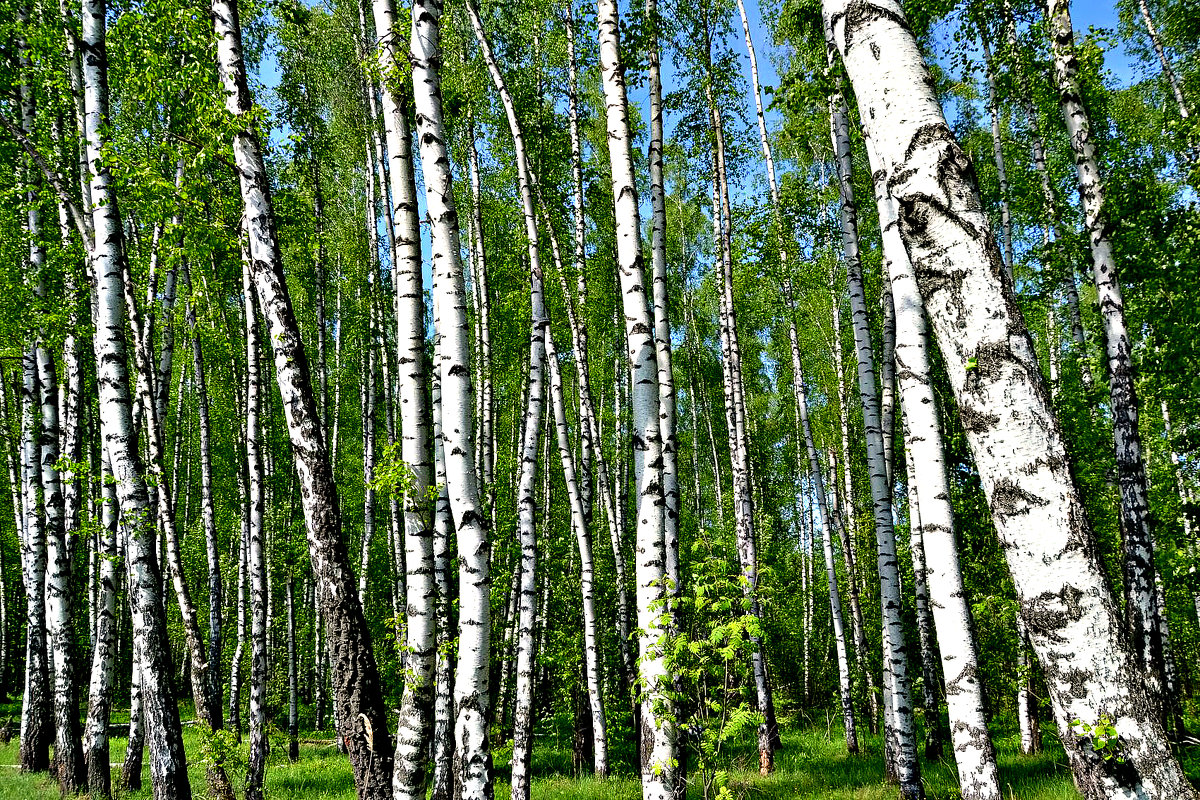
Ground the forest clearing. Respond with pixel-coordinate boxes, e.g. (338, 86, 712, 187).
(1, 0, 1199, 797)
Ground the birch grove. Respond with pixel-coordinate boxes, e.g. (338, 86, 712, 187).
(1, 0, 1199, 799)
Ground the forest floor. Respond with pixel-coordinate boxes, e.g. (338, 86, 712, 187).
(0, 703, 1197, 799)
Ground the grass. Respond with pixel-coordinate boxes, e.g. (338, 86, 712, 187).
(0, 702, 1188, 800)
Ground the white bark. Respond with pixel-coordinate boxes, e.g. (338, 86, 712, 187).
(431, 366, 456, 800)
(875, 168, 999, 799)
(786, 309, 858, 753)
(1049, 0, 1166, 713)
(82, 0, 192, 792)
(596, 0, 674, 790)
(825, 2, 1195, 796)
(411, 0, 492, 793)
(84, 454, 119, 799)
(828, 77, 921, 795)
(213, 0, 395, 790)
(1136, 0, 1188, 119)
(461, 9, 549, 795)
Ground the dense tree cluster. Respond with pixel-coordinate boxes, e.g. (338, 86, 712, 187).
(0, 0, 1198, 798)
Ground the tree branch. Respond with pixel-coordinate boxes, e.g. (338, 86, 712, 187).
(0, 108, 93, 249)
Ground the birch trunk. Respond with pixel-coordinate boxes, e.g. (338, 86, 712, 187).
(370, 2, 437, 797)
(875, 168, 999, 799)
(786, 309, 858, 753)
(547, 308, 610, 777)
(824, 3, 1196, 796)
(411, 0, 493, 792)
(1016, 616, 1042, 755)
(706, 47, 777, 769)
(83, 0, 191, 790)
(243, 252, 270, 800)
(1137, 0, 1188, 119)
(828, 76, 922, 795)
(460, 11, 550, 795)
(596, 0, 674, 790)
(903, 467, 945, 762)
(229, 485, 248, 741)
(213, 0, 395, 790)
(19, 343, 51, 774)
(187, 270, 225, 732)
(84, 456, 119, 799)
(645, 0, 680, 626)
(287, 572, 299, 762)
(1048, 0, 1167, 714)
(979, 34, 1013, 280)
(466, 119, 495, 508)
(431, 366, 456, 800)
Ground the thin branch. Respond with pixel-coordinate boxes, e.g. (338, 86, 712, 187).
(0, 108, 93, 248)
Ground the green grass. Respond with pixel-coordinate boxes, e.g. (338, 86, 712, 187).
(0, 703, 1170, 800)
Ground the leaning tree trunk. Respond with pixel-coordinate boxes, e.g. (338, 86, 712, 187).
(461, 9, 550, 797)
(824, 2, 1197, 797)
(212, 0, 394, 793)
(596, 0, 675, 791)
(541, 239, 610, 776)
(1048, 0, 1167, 716)
(827, 72, 923, 798)
(786, 306, 858, 754)
(874, 168, 999, 799)
(1136, 0, 1189, 120)
(411, 0, 493, 794)
(82, 0, 192, 794)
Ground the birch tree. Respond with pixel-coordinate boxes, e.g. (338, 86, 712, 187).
(824, 1, 1197, 796)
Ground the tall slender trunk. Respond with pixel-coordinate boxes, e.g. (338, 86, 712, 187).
(19, 342, 51, 774)
(431, 366, 456, 800)
(902, 462, 946, 762)
(705, 30, 776, 768)
(1000, 3, 1092, 387)
(827, 70, 923, 798)
(460, 11, 549, 796)
(83, 0, 191, 792)
(85, 455, 119, 799)
(1136, 0, 1188, 119)
(645, 0, 680, 635)
(979, 33, 1013, 281)
(786, 307, 858, 753)
(243, 250, 270, 800)
(411, 0, 492, 794)
(545, 304, 609, 775)
(1048, 0, 1167, 716)
(186, 269, 225, 736)
(213, 0, 394, 792)
(596, 0, 674, 791)
(825, 2, 1196, 796)
(874, 167, 999, 798)
(466, 118, 495, 514)
(371, 2, 437, 796)
(229, 478, 248, 741)
(287, 571, 299, 762)
(1016, 616, 1042, 755)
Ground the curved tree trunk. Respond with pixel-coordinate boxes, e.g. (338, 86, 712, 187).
(824, 2, 1196, 796)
